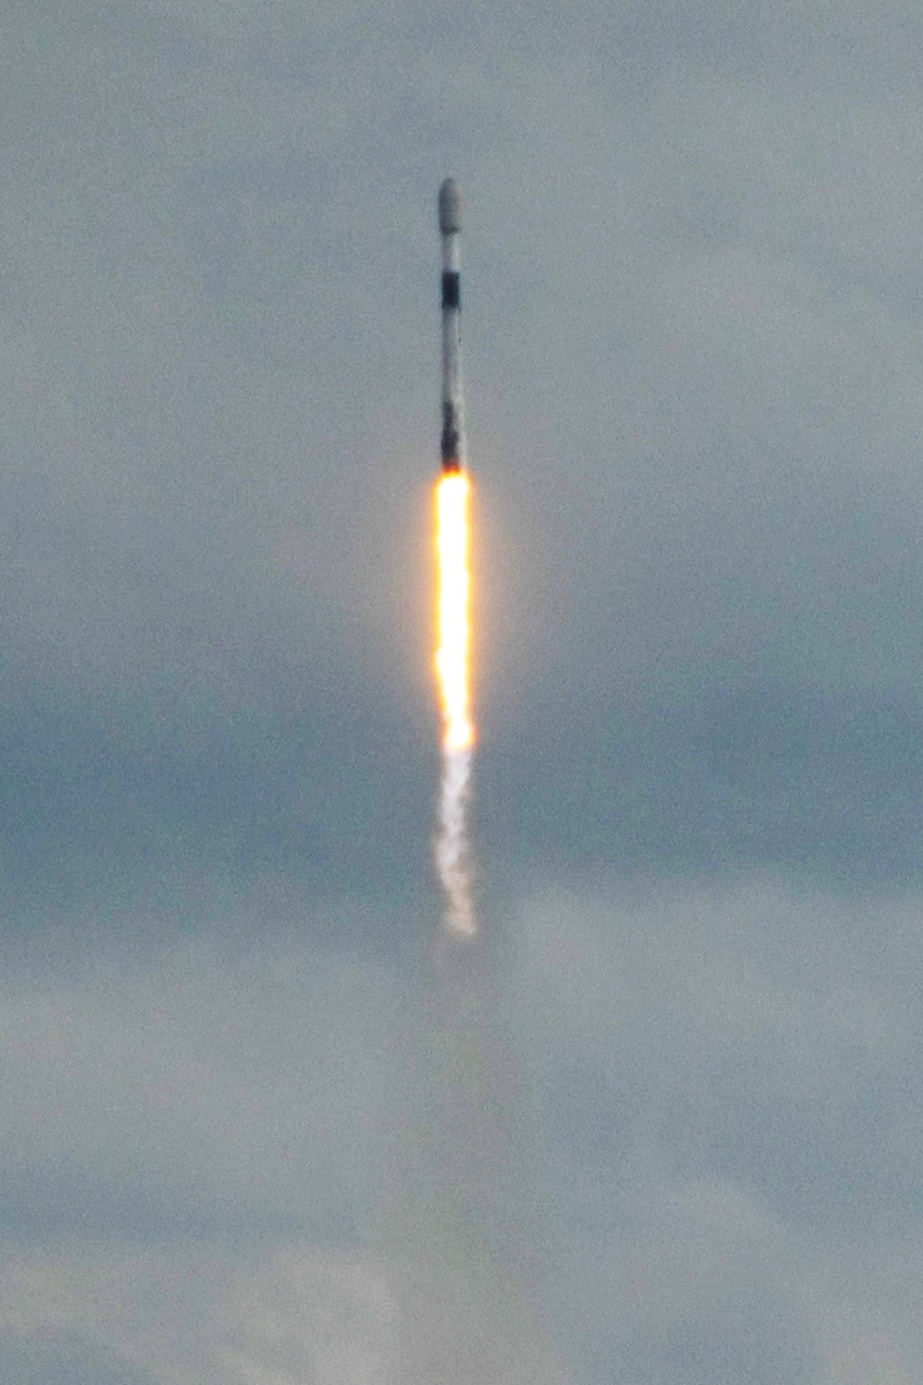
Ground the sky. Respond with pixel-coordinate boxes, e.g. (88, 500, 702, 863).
(3, 1, 923, 1381)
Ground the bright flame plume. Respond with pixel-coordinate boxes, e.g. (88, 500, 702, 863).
(434, 471, 476, 935)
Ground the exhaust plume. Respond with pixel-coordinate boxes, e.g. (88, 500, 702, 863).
(434, 470, 476, 935)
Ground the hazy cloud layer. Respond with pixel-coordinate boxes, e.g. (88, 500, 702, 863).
(0, 880, 921, 1380)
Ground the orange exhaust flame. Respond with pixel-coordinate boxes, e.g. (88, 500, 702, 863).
(434, 471, 476, 935)
(435, 472, 474, 752)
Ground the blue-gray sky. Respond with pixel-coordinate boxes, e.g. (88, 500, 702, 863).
(4, 2, 923, 1381)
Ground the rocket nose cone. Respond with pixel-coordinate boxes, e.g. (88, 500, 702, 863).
(438, 178, 461, 234)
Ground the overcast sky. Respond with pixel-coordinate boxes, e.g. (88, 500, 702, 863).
(3, 2, 923, 1381)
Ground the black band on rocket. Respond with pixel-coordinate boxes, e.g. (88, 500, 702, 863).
(441, 402, 460, 464)
(442, 272, 460, 309)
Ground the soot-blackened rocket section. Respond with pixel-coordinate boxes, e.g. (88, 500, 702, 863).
(439, 178, 465, 473)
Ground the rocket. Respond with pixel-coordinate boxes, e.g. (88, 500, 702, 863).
(439, 178, 465, 473)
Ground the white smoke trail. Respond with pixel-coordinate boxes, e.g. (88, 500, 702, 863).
(436, 745, 475, 936)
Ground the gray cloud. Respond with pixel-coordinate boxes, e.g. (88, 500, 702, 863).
(3, 2, 923, 1381)
(0, 938, 404, 1242)
(0, 1334, 152, 1385)
(0, 880, 919, 1379)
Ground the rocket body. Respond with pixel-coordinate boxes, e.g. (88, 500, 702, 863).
(439, 179, 465, 473)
